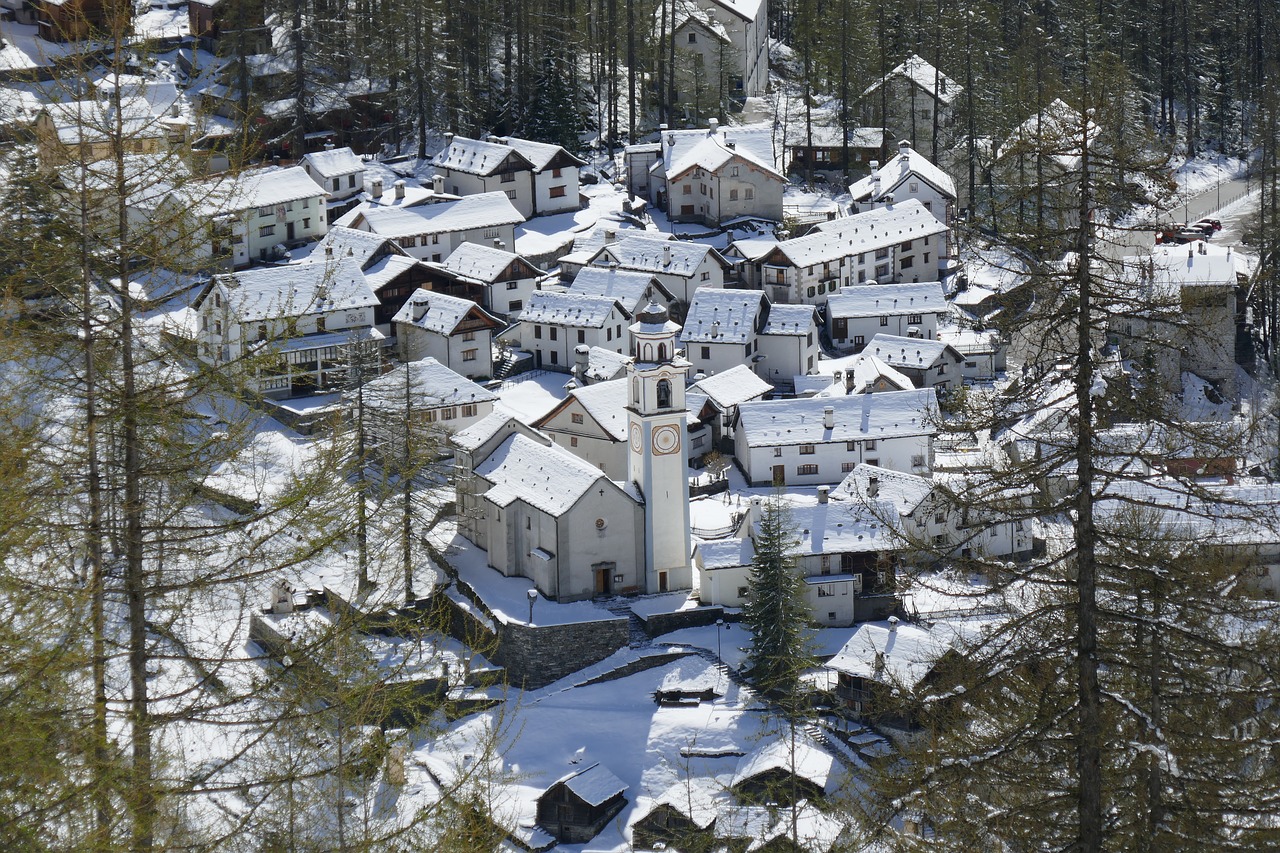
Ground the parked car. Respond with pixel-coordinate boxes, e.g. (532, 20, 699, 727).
(1191, 218, 1222, 233)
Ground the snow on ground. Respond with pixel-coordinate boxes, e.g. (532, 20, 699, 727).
(514, 181, 628, 258)
(0, 23, 82, 72)
(493, 370, 568, 423)
(955, 238, 1029, 308)
(1169, 152, 1248, 200)
(134, 7, 190, 39)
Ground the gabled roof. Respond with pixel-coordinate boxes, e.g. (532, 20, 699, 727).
(41, 96, 165, 145)
(520, 291, 621, 328)
(452, 412, 539, 453)
(179, 165, 327, 218)
(431, 135, 534, 176)
(832, 463, 935, 515)
(762, 302, 818, 336)
(538, 378, 630, 441)
(392, 289, 500, 335)
(694, 536, 755, 570)
(658, 124, 782, 183)
(861, 54, 962, 105)
(210, 256, 377, 322)
(1122, 244, 1237, 293)
(736, 388, 938, 447)
(352, 192, 525, 237)
(360, 357, 497, 410)
(760, 200, 946, 268)
(314, 226, 407, 269)
(826, 620, 975, 688)
(363, 254, 422, 293)
(827, 282, 946, 320)
(578, 346, 631, 383)
(680, 287, 767, 345)
(550, 763, 628, 807)
(302, 146, 364, 179)
(592, 234, 727, 279)
(440, 241, 541, 283)
(688, 364, 772, 410)
(476, 434, 624, 517)
(996, 98, 1098, 170)
(634, 776, 726, 830)
(812, 352, 914, 395)
(850, 142, 957, 202)
(569, 266, 670, 314)
(760, 495, 900, 556)
(865, 333, 962, 370)
(731, 733, 835, 790)
(494, 136, 587, 171)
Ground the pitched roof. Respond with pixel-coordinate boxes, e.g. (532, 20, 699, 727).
(762, 303, 818, 336)
(812, 352, 914, 394)
(360, 357, 497, 410)
(431, 135, 533, 176)
(42, 96, 165, 145)
(362, 254, 422, 292)
(865, 333, 962, 369)
(441, 241, 540, 283)
(354, 192, 524, 237)
(636, 776, 725, 830)
(569, 266, 667, 314)
(392, 289, 497, 335)
(688, 364, 772, 409)
(553, 763, 628, 807)
(520, 291, 620, 328)
(680, 288, 766, 344)
(767, 199, 946, 268)
(578, 346, 631, 382)
(314, 226, 405, 268)
(181, 165, 327, 218)
(827, 282, 946, 320)
(494, 136, 587, 171)
(832, 463, 935, 515)
(731, 733, 835, 790)
(736, 388, 938, 447)
(552, 379, 630, 441)
(996, 98, 1098, 169)
(826, 620, 973, 687)
(764, 495, 900, 556)
(452, 412, 529, 452)
(476, 433, 619, 516)
(594, 234, 725, 278)
(850, 142, 957, 202)
(302, 146, 364, 178)
(861, 54, 962, 105)
(658, 124, 782, 182)
(213, 256, 377, 322)
(694, 537, 755, 570)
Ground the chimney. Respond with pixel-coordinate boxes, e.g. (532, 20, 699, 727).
(270, 580, 293, 614)
(370, 177, 384, 198)
(726, 140, 736, 149)
(899, 139, 910, 159)
(823, 405, 835, 430)
(663, 244, 672, 266)
(324, 140, 335, 150)
(604, 228, 617, 244)
(444, 131, 454, 146)
(432, 174, 444, 194)
(493, 238, 505, 249)
(395, 180, 406, 200)
(413, 298, 428, 322)
(867, 475, 879, 498)
(817, 485, 829, 504)
(711, 320, 721, 338)
(708, 117, 719, 135)
(324, 244, 333, 258)
(888, 615, 900, 631)
(170, 102, 181, 117)
(574, 343, 590, 376)
(749, 496, 762, 526)
(869, 160, 879, 173)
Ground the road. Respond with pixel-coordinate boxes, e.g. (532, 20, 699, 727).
(1100, 177, 1256, 261)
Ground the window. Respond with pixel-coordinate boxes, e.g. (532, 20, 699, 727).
(463, 331, 476, 342)
(865, 440, 876, 450)
(656, 379, 672, 408)
(508, 300, 522, 311)
(846, 440, 857, 451)
(701, 271, 710, 281)
(442, 407, 456, 420)
(731, 165, 740, 177)
(934, 511, 946, 525)
(550, 327, 558, 341)
(259, 225, 275, 237)
(799, 444, 815, 455)
(257, 323, 268, 341)
(332, 178, 341, 191)
(258, 206, 273, 217)
(875, 247, 889, 260)
(879, 316, 889, 327)
(701, 346, 710, 360)
(821, 555, 831, 574)
(683, 184, 692, 195)
(841, 461, 855, 472)
(744, 188, 754, 199)
(797, 463, 819, 475)
(462, 349, 478, 361)
(907, 313, 922, 324)
(738, 586, 750, 599)
(550, 351, 558, 364)
(606, 327, 612, 341)
(506, 189, 518, 200)
(901, 240, 913, 251)
(501, 171, 515, 183)
(534, 326, 542, 339)
(483, 229, 499, 239)
(507, 281, 519, 290)
(866, 458, 878, 467)
(912, 454, 926, 467)
(403, 236, 418, 247)
(700, 184, 707, 195)
(462, 404, 477, 417)
(933, 534, 949, 547)
(571, 413, 584, 424)
(773, 447, 783, 457)
(688, 32, 697, 43)
(570, 436, 579, 447)
(854, 335, 865, 346)
(577, 330, 586, 344)
(302, 218, 311, 229)
(553, 168, 562, 178)
(901, 256, 914, 269)
(745, 343, 752, 356)
(315, 315, 326, 333)
(875, 264, 890, 279)
(818, 586, 835, 597)
(729, 188, 739, 201)
(924, 252, 930, 264)
(539, 183, 565, 200)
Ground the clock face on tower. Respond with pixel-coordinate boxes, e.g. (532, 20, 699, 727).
(651, 424, 681, 455)
(629, 421, 643, 452)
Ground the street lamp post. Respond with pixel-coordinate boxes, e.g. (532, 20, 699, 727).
(526, 588, 538, 626)
(715, 618, 725, 663)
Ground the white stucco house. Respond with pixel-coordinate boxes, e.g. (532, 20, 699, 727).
(300, 145, 366, 219)
(826, 282, 948, 352)
(858, 54, 962, 158)
(431, 134, 585, 219)
(586, 234, 732, 305)
(733, 389, 938, 486)
(678, 287, 820, 385)
(516, 291, 633, 370)
(849, 140, 957, 234)
(358, 356, 498, 442)
(392, 289, 505, 380)
(425, 241, 546, 318)
(193, 255, 380, 397)
(863, 334, 965, 390)
(664, 0, 769, 109)
(346, 191, 525, 263)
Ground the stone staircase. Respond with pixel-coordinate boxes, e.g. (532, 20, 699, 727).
(492, 350, 533, 380)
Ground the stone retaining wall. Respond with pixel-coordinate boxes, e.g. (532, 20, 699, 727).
(638, 604, 726, 638)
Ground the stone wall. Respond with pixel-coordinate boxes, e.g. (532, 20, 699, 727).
(638, 604, 727, 638)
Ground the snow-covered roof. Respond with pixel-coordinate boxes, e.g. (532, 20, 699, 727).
(60, 152, 189, 209)
(688, 364, 772, 410)
(736, 388, 937, 447)
(494, 135, 586, 171)
(441, 241, 537, 283)
(768, 496, 900, 556)
(476, 433, 622, 517)
(1123, 244, 1237, 291)
(520, 290, 620, 328)
(452, 412, 530, 453)
(302, 146, 364, 179)
(360, 357, 497, 410)
(354, 192, 524, 238)
(731, 732, 835, 790)
(680, 288, 766, 344)
(996, 98, 1097, 170)
(765, 200, 947, 268)
(850, 141, 957, 202)
(832, 463, 935, 515)
(594, 234, 724, 278)
(812, 352, 914, 395)
(363, 254, 421, 292)
(392, 289, 496, 335)
(635, 776, 725, 830)
(826, 620, 973, 687)
(827, 282, 946, 319)
(658, 123, 782, 182)
(212, 256, 377, 322)
(431, 135, 532, 176)
(41, 96, 164, 145)
(569, 266, 666, 314)
(784, 120, 884, 150)
(180, 165, 327, 218)
(90, 74, 182, 118)
(762, 302, 818, 336)
(314, 226, 404, 268)
(865, 334, 961, 369)
(695, 537, 754, 569)
(704, 0, 764, 23)
(578, 346, 631, 383)
(728, 235, 780, 262)
(555, 762, 627, 807)
(861, 54, 962, 105)
(557, 379, 630, 441)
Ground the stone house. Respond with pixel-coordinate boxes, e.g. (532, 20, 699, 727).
(825, 281, 947, 352)
(34, 96, 168, 168)
(728, 200, 948, 304)
(192, 255, 380, 398)
(392, 289, 503, 380)
(849, 140, 957, 233)
(346, 191, 524, 263)
(730, 733, 836, 806)
(431, 134, 585, 219)
(863, 334, 965, 390)
(858, 54, 962, 157)
(536, 763, 628, 844)
(663, 0, 768, 108)
(733, 389, 938, 486)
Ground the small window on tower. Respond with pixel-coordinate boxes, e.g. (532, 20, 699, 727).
(656, 379, 672, 408)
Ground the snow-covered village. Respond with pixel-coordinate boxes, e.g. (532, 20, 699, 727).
(2, 0, 1280, 849)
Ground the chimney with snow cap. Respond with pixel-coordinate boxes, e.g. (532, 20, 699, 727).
(899, 139, 910, 158)
(493, 239, 505, 249)
(888, 615, 899, 631)
(663, 244, 672, 267)
(817, 486, 829, 504)
(370, 177, 383, 198)
(395, 180, 406, 200)
(823, 405, 835, 430)
(574, 344, 590, 377)
(708, 117, 719, 135)
(443, 132, 454, 146)
(432, 174, 444, 194)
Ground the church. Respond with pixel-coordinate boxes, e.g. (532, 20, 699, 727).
(452, 302, 694, 601)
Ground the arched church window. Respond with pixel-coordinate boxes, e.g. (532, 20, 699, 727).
(658, 343, 667, 362)
(632, 377, 640, 404)
(643, 344, 653, 361)
(656, 379, 672, 409)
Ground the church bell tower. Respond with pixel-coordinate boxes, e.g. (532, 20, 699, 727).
(626, 301, 693, 594)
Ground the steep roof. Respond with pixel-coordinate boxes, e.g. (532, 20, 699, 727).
(680, 287, 767, 345)
(996, 98, 1098, 170)
(826, 620, 975, 687)
(865, 333, 962, 370)
(658, 124, 782, 182)
(42, 96, 164, 145)
(520, 291, 620, 328)
(731, 733, 835, 790)
(736, 388, 938, 447)
(827, 282, 946, 320)
(181, 165, 327, 218)
(314, 226, 405, 268)
(832, 463, 935, 515)
(543, 379, 630, 441)
(762, 303, 818, 336)
(764, 200, 947, 268)
(392, 289, 498, 335)
(494, 136, 587, 171)
(360, 357, 497, 410)
(212, 256, 377, 322)
(431, 135, 533, 176)
(594, 234, 726, 278)
(688, 364, 772, 410)
(569, 266, 668, 314)
(861, 54, 962, 105)
(302, 146, 364, 179)
(812, 352, 914, 395)
(553, 763, 628, 807)
(850, 142, 957, 202)
(476, 433, 621, 517)
(694, 537, 755, 570)
(441, 241, 539, 283)
(354, 192, 524, 237)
